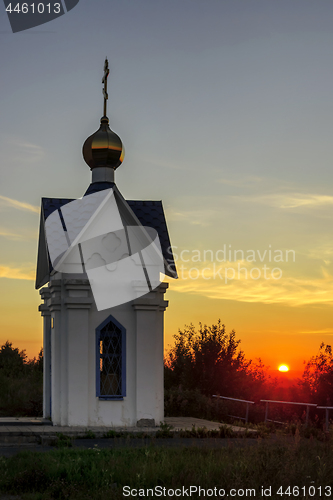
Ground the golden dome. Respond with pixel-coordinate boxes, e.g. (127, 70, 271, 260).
(82, 116, 124, 170)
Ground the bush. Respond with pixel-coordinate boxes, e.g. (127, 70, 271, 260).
(164, 387, 228, 421)
(0, 342, 43, 417)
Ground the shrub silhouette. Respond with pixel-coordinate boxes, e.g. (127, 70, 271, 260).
(0, 341, 43, 417)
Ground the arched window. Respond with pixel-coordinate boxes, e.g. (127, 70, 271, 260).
(96, 315, 126, 399)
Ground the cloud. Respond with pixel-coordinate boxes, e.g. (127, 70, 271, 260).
(232, 192, 333, 210)
(0, 228, 37, 241)
(273, 193, 333, 209)
(0, 195, 39, 214)
(1, 136, 44, 165)
(0, 229, 26, 241)
(166, 207, 218, 226)
(298, 328, 333, 336)
(304, 243, 333, 263)
(171, 260, 333, 307)
(0, 266, 35, 281)
(144, 156, 189, 171)
(218, 176, 264, 187)
(0, 230, 21, 239)
(15, 141, 44, 163)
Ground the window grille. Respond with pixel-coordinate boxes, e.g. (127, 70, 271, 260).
(96, 315, 126, 399)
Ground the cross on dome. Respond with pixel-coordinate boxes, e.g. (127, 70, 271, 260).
(82, 59, 124, 172)
(102, 58, 109, 118)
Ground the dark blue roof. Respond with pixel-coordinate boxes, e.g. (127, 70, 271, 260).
(127, 200, 176, 277)
(40, 195, 177, 279)
(84, 182, 115, 196)
(42, 197, 74, 219)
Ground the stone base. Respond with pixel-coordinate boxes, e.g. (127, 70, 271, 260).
(137, 418, 155, 427)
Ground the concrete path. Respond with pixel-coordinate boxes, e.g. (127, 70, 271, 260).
(0, 416, 258, 462)
(165, 417, 251, 433)
(0, 416, 255, 445)
(0, 417, 51, 426)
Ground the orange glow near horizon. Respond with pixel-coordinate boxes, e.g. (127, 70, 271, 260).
(163, 289, 333, 375)
(278, 364, 289, 373)
(0, 269, 332, 371)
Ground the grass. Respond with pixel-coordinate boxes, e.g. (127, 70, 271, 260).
(55, 433, 73, 448)
(52, 424, 238, 444)
(1, 433, 333, 499)
(52, 420, 321, 447)
(177, 424, 237, 438)
(155, 422, 174, 438)
(82, 429, 96, 439)
(0, 370, 42, 417)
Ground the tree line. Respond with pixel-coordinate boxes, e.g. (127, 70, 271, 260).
(164, 320, 333, 423)
(0, 341, 43, 417)
(0, 321, 332, 421)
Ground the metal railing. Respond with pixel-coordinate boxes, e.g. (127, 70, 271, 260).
(212, 395, 255, 423)
(317, 406, 333, 432)
(213, 395, 333, 430)
(260, 399, 317, 426)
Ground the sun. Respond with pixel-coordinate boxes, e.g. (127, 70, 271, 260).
(278, 364, 289, 372)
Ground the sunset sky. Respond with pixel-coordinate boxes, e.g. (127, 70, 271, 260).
(0, 0, 332, 375)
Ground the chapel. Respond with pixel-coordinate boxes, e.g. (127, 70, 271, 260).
(36, 60, 177, 427)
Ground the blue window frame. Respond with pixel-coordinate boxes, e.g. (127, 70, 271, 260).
(96, 315, 126, 400)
